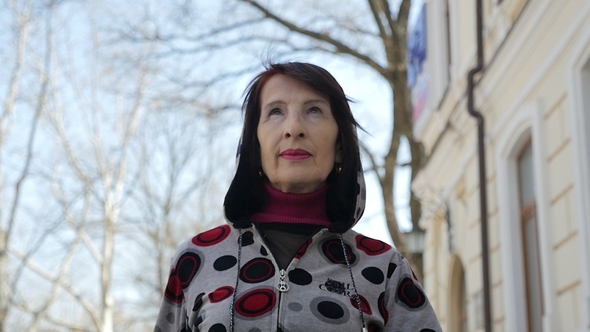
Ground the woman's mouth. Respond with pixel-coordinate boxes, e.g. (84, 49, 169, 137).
(280, 149, 312, 160)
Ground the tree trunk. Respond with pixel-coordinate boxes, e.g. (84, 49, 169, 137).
(0, 4, 31, 330)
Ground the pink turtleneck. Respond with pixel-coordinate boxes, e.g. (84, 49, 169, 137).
(250, 181, 332, 227)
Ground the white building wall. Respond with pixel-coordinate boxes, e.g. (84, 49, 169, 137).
(415, 1, 590, 331)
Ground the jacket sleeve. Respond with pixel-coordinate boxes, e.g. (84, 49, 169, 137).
(383, 251, 442, 332)
(154, 253, 189, 331)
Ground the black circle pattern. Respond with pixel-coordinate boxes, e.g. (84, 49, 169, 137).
(387, 263, 397, 278)
(378, 292, 389, 325)
(213, 255, 237, 271)
(239, 258, 275, 283)
(367, 322, 383, 332)
(241, 231, 254, 246)
(397, 277, 426, 309)
(193, 292, 205, 311)
(321, 239, 356, 265)
(310, 296, 351, 324)
(288, 268, 312, 286)
(176, 252, 201, 288)
(208, 323, 226, 332)
(362, 267, 384, 285)
(192, 225, 231, 247)
(235, 288, 276, 317)
(317, 301, 344, 319)
(194, 316, 202, 328)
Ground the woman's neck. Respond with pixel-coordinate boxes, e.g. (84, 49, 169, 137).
(250, 181, 332, 227)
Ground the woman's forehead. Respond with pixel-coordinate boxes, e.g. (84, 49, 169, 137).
(260, 74, 328, 102)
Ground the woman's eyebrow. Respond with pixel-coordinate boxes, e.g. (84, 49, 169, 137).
(262, 100, 285, 109)
(303, 99, 329, 106)
(262, 99, 328, 109)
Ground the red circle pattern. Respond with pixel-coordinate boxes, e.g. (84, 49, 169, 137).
(350, 294, 372, 315)
(192, 225, 231, 247)
(321, 239, 356, 265)
(356, 235, 391, 256)
(209, 286, 234, 303)
(164, 269, 183, 304)
(235, 288, 277, 318)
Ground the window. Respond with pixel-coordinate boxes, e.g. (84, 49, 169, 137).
(517, 141, 544, 332)
(426, 0, 454, 110)
(497, 101, 553, 331)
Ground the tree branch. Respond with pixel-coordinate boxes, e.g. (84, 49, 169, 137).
(241, 0, 386, 75)
(367, 0, 390, 44)
(359, 141, 384, 183)
(7, 245, 103, 329)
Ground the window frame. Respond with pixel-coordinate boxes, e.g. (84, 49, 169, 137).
(496, 101, 554, 331)
(516, 141, 544, 332)
(566, 15, 590, 330)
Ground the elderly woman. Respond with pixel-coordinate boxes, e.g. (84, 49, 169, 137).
(155, 62, 441, 332)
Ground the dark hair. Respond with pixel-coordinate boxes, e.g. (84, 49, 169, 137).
(224, 62, 364, 230)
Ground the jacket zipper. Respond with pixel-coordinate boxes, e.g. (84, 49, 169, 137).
(276, 269, 289, 331)
(276, 269, 289, 292)
(253, 226, 325, 331)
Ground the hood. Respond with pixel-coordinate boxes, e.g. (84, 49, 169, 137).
(223, 136, 366, 233)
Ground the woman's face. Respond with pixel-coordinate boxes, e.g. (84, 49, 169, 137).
(257, 74, 340, 194)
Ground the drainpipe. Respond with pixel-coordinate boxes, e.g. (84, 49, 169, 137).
(467, 0, 492, 331)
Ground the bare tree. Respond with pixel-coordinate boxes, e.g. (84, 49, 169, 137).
(2, 0, 427, 329)
(113, 105, 236, 330)
(115, 1, 425, 277)
(0, 1, 36, 330)
(1, 1, 243, 330)
(233, 0, 424, 272)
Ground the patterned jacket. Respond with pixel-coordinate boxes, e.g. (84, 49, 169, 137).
(154, 223, 442, 332)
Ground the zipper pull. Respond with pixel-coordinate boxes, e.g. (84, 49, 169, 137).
(276, 269, 289, 293)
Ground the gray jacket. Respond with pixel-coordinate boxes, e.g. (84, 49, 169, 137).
(154, 223, 442, 331)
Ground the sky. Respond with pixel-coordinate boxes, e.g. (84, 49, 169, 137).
(0, 0, 427, 329)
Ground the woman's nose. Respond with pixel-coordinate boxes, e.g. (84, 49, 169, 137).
(284, 113, 305, 138)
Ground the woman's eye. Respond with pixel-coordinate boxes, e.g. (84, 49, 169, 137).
(308, 107, 321, 114)
(269, 108, 283, 115)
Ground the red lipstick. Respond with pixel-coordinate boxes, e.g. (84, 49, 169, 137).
(280, 149, 311, 160)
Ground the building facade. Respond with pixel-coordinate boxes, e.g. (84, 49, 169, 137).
(413, 1, 590, 331)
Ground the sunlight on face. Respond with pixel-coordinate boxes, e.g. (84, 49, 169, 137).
(257, 74, 340, 194)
